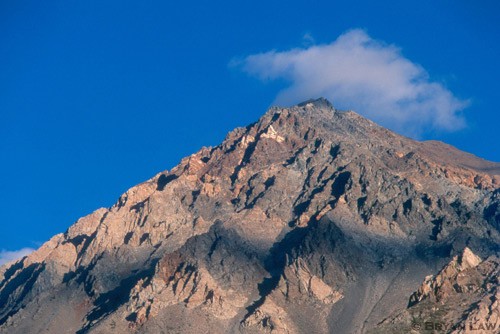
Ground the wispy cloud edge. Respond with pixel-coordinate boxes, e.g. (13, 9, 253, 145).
(0, 248, 35, 267)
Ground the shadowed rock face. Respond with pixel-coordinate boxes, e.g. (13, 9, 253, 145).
(1, 98, 499, 334)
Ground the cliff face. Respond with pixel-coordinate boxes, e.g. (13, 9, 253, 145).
(1, 98, 499, 334)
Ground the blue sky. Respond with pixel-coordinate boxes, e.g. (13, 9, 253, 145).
(1, 0, 499, 259)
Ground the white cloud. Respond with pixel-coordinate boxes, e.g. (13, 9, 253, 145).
(237, 29, 468, 137)
(0, 248, 35, 266)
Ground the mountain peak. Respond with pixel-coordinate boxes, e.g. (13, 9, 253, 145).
(297, 97, 334, 109)
(1, 99, 499, 334)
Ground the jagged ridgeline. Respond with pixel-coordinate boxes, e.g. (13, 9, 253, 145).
(1, 99, 499, 334)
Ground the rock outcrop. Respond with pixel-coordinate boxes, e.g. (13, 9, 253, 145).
(1, 98, 499, 333)
(375, 248, 500, 334)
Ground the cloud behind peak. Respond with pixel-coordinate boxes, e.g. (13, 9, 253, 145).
(237, 29, 468, 137)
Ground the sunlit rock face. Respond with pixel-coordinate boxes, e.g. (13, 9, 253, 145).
(1, 98, 499, 334)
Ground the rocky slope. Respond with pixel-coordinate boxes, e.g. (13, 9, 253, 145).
(373, 248, 500, 334)
(1, 98, 499, 333)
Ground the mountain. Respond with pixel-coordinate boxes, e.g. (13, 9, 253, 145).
(1, 98, 499, 334)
